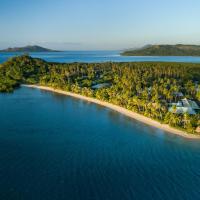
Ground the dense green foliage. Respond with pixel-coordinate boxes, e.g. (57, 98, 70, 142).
(1, 55, 200, 134)
(122, 44, 200, 56)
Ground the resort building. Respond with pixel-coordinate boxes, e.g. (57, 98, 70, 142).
(168, 98, 200, 115)
(92, 83, 110, 89)
(173, 92, 184, 98)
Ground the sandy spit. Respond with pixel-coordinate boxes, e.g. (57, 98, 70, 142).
(22, 84, 200, 139)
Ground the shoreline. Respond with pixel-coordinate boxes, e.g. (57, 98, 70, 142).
(22, 84, 200, 139)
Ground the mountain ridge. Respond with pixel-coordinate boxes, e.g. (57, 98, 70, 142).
(0, 45, 60, 52)
(121, 44, 200, 56)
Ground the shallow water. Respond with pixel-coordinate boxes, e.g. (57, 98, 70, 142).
(0, 87, 200, 199)
(1, 51, 200, 63)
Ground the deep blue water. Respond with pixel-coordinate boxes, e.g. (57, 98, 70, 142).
(1, 51, 200, 63)
(0, 87, 200, 200)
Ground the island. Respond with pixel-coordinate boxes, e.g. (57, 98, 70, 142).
(0, 55, 200, 136)
(0, 45, 60, 52)
(121, 44, 200, 56)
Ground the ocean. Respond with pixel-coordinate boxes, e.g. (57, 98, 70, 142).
(0, 87, 200, 200)
(1, 51, 200, 63)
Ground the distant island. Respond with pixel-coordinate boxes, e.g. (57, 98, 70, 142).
(121, 44, 200, 56)
(0, 45, 60, 52)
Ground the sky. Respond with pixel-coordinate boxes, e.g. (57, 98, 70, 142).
(0, 0, 200, 50)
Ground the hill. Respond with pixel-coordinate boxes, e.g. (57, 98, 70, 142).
(121, 44, 200, 56)
(0, 45, 60, 52)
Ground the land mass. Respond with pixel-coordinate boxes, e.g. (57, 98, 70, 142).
(0, 45, 60, 52)
(0, 55, 200, 137)
(122, 44, 200, 56)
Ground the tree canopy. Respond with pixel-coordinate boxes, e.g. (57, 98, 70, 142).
(1, 55, 200, 134)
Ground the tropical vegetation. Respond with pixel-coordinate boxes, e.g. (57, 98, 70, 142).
(0, 55, 200, 134)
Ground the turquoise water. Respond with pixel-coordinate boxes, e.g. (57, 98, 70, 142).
(1, 51, 200, 63)
(0, 87, 200, 200)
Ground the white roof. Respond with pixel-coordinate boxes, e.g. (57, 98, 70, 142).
(182, 98, 200, 109)
(174, 92, 184, 97)
(168, 107, 196, 115)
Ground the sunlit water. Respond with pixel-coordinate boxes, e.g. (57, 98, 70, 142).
(0, 87, 200, 200)
(1, 51, 200, 63)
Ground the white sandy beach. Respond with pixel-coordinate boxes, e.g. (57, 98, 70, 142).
(22, 84, 200, 139)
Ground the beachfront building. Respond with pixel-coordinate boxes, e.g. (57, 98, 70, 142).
(168, 98, 200, 115)
(92, 83, 110, 89)
(173, 92, 184, 98)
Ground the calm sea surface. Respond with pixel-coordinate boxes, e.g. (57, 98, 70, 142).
(0, 87, 200, 200)
(1, 51, 200, 63)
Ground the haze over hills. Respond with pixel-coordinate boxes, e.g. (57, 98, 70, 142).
(121, 44, 200, 56)
(0, 45, 60, 52)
